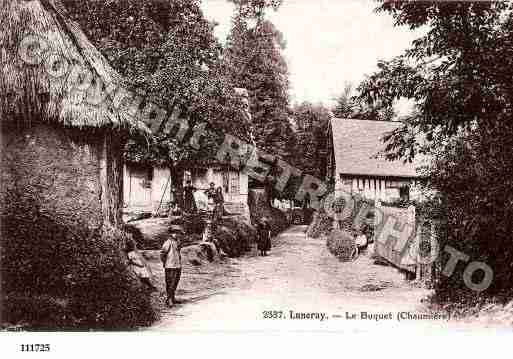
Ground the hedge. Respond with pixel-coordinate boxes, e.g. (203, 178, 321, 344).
(1, 207, 157, 330)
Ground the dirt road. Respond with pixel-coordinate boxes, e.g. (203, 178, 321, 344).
(148, 226, 464, 332)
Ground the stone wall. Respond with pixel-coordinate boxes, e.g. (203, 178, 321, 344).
(1, 123, 123, 233)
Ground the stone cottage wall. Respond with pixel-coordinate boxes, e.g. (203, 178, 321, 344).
(1, 124, 105, 232)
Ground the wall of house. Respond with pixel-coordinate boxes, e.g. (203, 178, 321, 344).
(189, 167, 249, 216)
(335, 175, 414, 202)
(1, 124, 106, 233)
(123, 165, 172, 213)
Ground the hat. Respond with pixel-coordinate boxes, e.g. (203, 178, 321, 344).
(168, 225, 185, 235)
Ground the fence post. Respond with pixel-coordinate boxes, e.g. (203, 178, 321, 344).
(373, 200, 381, 243)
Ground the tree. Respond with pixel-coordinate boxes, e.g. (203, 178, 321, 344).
(359, 1, 513, 301)
(332, 82, 355, 119)
(332, 82, 395, 121)
(227, 0, 283, 19)
(64, 0, 253, 207)
(290, 102, 331, 180)
(223, 7, 293, 159)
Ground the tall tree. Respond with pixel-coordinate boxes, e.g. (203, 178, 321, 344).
(223, 6, 293, 158)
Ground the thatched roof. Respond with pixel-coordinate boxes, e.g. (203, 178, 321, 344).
(0, 0, 148, 133)
(330, 118, 421, 178)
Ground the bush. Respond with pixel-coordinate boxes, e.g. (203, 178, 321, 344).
(306, 209, 333, 238)
(1, 208, 157, 330)
(327, 229, 358, 262)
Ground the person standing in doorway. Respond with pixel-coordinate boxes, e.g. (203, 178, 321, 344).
(183, 180, 197, 214)
(213, 186, 224, 222)
(205, 182, 217, 219)
(161, 231, 183, 307)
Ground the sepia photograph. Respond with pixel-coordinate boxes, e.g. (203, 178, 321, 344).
(1, 0, 513, 355)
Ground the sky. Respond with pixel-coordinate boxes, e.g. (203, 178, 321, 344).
(201, 0, 421, 114)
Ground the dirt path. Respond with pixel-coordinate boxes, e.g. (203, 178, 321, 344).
(148, 226, 466, 332)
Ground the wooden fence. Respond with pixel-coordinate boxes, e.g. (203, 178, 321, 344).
(373, 201, 437, 287)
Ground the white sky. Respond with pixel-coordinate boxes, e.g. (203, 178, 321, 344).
(201, 0, 420, 113)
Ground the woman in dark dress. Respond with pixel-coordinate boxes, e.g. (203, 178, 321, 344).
(183, 180, 197, 214)
(213, 186, 224, 222)
(257, 218, 272, 256)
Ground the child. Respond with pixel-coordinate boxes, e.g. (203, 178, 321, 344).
(160, 231, 183, 307)
(126, 239, 156, 291)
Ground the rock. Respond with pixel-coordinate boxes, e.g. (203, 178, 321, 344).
(124, 218, 173, 249)
(197, 242, 218, 262)
(189, 258, 202, 266)
(180, 242, 219, 266)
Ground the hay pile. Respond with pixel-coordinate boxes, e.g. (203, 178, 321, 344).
(326, 229, 358, 262)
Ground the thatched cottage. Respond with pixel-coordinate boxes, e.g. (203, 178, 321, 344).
(123, 160, 250, 219)
(1, 0, 147, 233)
(123, 87, 253, 218)
(326, 118, 424, 202)
(123, 163, 173, 214)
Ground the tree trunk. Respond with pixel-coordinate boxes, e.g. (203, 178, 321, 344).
(171, 165, 184, 210)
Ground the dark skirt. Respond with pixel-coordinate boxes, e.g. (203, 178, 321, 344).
(183, 190, 197, 213)
(257, 231, 271, 251)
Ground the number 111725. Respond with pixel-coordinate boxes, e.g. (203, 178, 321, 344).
(20, 344, 50, 352)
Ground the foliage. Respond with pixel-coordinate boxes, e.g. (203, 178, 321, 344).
(306, 209, 333, 239)
(223, 9, 293, 159)
(1, 199, 157, 329)
(289, 102, 331, 179)
(63, 0, 252, 168)
(332, 82, 396, 121)
(227, 0, 283, 19)
(361, 1, 513, 301)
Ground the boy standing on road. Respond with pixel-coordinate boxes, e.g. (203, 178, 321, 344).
(161, 231, 183, 307)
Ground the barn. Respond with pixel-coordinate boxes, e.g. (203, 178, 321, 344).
(326, 118, 424, 202)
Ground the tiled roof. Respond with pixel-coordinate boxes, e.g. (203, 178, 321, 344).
(331, 118, 420, 178)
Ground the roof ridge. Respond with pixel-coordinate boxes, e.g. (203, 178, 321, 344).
(331, 118, 405, 124)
